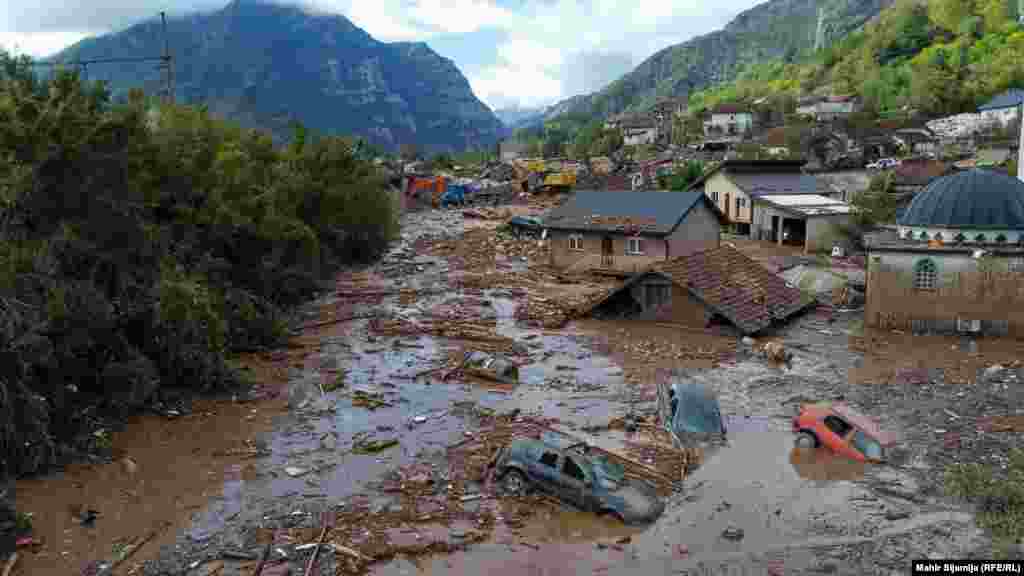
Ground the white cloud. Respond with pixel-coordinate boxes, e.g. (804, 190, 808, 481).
(407, 0, 514, 34)
(0, 31, 95, 58)
(470, 62, 562, 109)
(343, 0, 428, 41)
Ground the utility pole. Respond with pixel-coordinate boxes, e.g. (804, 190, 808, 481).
(160, 11, 174, 104)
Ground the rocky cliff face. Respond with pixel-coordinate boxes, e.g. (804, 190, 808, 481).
(52, 0, 503, 152)
(549, 0, 894, 121)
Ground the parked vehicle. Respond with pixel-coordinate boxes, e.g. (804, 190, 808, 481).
(507, 216, 543, 238)
(490, 435, 665, 525)
(657, 380, 727, 448)
(440, 184, 467, 208)
(792, 402, 899, 462)
(866, 158, 901, 170)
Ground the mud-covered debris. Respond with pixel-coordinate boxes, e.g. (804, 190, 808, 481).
(119, 457, 138, 476)
(353, 439, 400, 455)
(351, 390, 391, 410)
(284, 467, 309, 478)
(721, 525, 745, 541)
(462, 351, 519, 385)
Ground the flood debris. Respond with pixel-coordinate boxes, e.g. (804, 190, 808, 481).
(284, 467, 310, 478)
(461, 351, 520, 385)
(351, 390, 391, 410)
(353, 439, 400, 455)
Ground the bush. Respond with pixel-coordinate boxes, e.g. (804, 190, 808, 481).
(0, 51, 399, 478)
(946, 449, 1024, 554)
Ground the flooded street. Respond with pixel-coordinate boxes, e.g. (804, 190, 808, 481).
(14, 205, 1015, 575)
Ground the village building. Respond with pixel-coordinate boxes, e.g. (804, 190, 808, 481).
(795, 95, 860, 122)
(499, 139, 526, 162)
(703, 104, 754, 141)
(588, 245, 812, 335)
(542, 190, 724, 274)
(688, 160, 851, 252)
(977, 89, 1024, 127)
(892, 128, 939, 157)
(621, 116, 659, 146)
(865, 169, 1024, 337)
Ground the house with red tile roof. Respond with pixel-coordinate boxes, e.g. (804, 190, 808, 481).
(587, 244, 814, 334)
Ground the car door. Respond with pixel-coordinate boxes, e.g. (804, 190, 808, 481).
(531, 449, 563, 495)
(558, 454, 590, 509)
(821, 414, 860, 460)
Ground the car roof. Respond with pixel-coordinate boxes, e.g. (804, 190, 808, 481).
(829, 403, 900, 446)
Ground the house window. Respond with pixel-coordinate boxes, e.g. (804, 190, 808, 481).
(1009, 258, 1024, 273)
(913, 258, 938, 290)
(711, 191, 719, 203)
(569, 234, 583, 251)
(626, 236, 644, 255)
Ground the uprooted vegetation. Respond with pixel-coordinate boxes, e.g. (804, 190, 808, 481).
(945, 448, 1024, 555)
(0, 51, 398, 478)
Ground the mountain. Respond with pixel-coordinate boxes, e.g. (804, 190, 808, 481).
(686, 0, 1024, 119)
(50, 0, 503, 153)
(547, 0, 894, 124)
(493, 105, 547, 128)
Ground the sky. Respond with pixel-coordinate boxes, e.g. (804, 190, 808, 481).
(0, 0, 761, 110)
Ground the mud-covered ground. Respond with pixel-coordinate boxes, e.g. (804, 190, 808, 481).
(14, 204, 1024, 576)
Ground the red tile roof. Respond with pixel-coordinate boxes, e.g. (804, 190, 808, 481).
(652, 245, 812, 334)
(711, 103, 748, 115)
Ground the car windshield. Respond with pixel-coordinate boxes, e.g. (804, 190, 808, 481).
(671, 383, 725, 435)
(852, 429, 883, 460)
(589, 454, 626, 490)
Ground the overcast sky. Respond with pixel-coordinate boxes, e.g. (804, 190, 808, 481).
(0, 0, 760, 109)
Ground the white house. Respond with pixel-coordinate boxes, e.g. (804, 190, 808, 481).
(621, 116, 658, 146)
(703, 104, 754, 140)
(796, 95, 859, 122)
(978, 89, 1024, 127)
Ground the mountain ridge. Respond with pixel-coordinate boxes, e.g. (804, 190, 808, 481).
(51, 0, 503, 153)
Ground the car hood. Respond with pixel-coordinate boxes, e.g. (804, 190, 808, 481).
(605, 482, 664, 524)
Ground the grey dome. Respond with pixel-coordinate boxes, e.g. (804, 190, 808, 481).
(898, 169, 1024, 229)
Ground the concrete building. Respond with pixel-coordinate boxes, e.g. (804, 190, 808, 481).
(865, 169, 1024, 337)
(796, 95, 860, 122)
(621, 116, 659, 146)
(542, 190, 725, 274)
(703, 104, 754, 141)
(977, 89, 1024, 127)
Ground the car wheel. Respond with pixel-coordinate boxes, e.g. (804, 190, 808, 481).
(501, 470, 528, 496)
(795, 431, 818, 449)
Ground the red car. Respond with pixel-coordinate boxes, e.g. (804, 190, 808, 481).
(792, 402, 899, 462)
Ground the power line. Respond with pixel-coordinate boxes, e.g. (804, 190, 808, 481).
(23, 12, 174, 104)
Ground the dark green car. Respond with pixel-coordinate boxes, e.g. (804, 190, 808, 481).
(491, 436, 665, 525)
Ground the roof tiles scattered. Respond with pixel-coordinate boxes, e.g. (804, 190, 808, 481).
(651, 245, 811, 334)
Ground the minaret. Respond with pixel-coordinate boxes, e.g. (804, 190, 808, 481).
(1018, 102, 1024, 182)
(814, 6, 826, 52)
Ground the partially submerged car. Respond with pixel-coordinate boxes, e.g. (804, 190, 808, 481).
(507, 216, 543, 238)
(491, 436, 665, 525)
(793, 402, 899, 463)
(657, 380, 727, 448)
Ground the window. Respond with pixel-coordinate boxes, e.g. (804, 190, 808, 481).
(711, 191, 719, 203)
(569, 234, 583, 251)
(913, 258, 938, 290)
(1009, 258, 1024, 273)
(626, 236, 644, 255)
(562, 456, 586, 481)
(823, 415, 852, 438)
(645, 283, 671, 308)
(539, 451, 559, 468)
(852, 430, 883, 460)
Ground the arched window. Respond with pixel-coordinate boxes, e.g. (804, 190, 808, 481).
(913, 258, 938, 290)
(996, 233, 1007, 244)
(975, 233, 987, 243)
(918, 229, 929, 240)
(933, 232, 944, 241)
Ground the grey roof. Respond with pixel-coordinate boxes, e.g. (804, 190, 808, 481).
(898, 169, 1024, 229)
(543, 191, 714, 235)
(725, 172, 827, 197)
(978, 89, 1024, 111)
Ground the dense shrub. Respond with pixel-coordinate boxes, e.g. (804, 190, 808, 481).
(0, 51, 398, 478)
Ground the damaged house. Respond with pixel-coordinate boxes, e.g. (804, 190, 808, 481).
(544, 191, 725, 274)
(589, 245, 813, 335)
